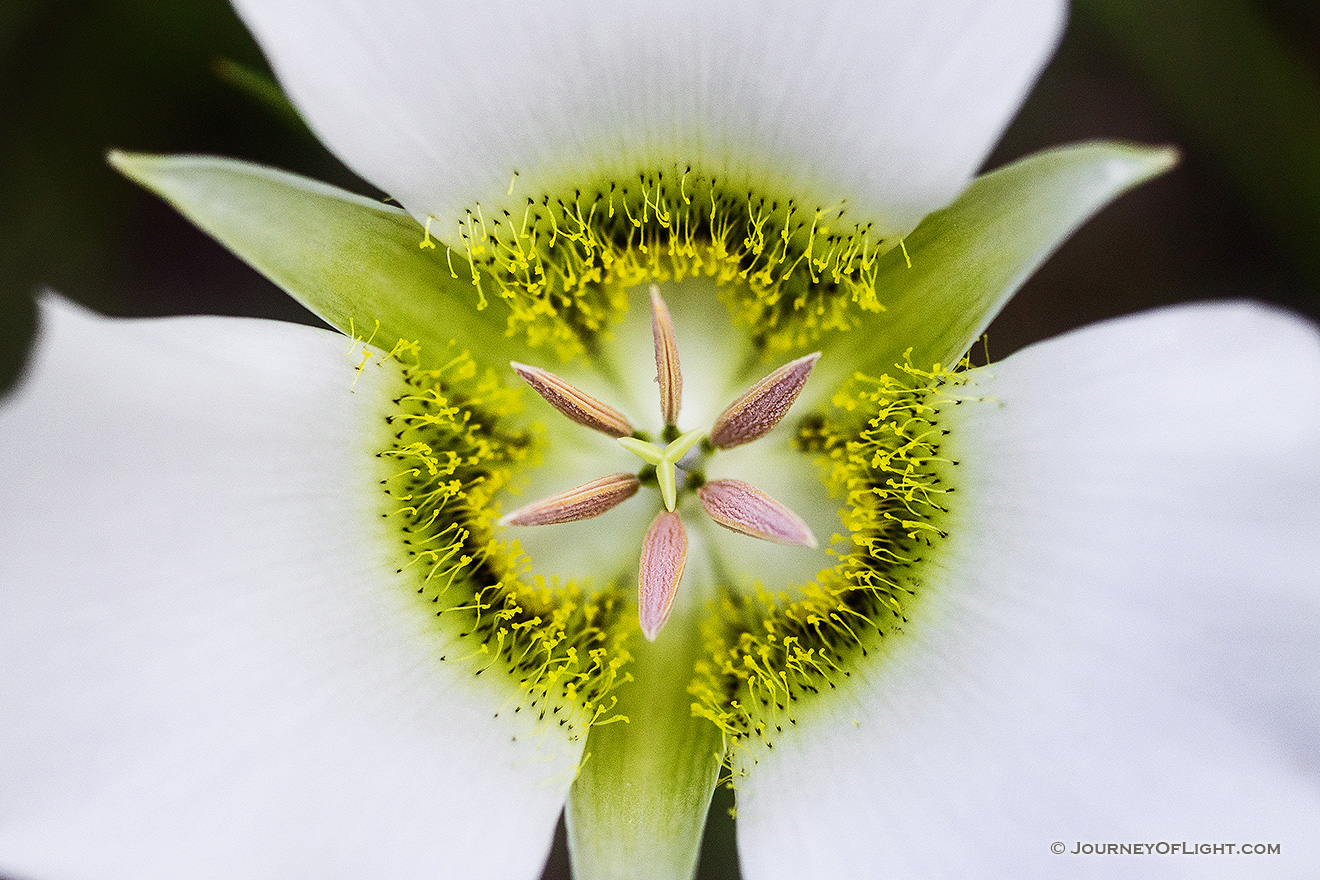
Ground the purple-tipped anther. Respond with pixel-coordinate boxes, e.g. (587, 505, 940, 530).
(638, 510, 688, 641)
(499, 473, 641, 527)
(709, 352, 820, 449)
(511, 362, 635, 438)
(650, 285, 683, 427)
(697, 479, 818, 548)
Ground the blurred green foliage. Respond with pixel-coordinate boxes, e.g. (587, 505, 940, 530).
(1079, 0, 1320, 293)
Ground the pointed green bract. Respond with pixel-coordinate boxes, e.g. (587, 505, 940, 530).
(211, 58, 306, 129)
(566, 610, 725, 880)
(807, 141, 1178, 402)
(109, 152, 523, 365)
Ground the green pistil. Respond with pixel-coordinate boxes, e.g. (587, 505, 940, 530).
(619, 428, 706, 511)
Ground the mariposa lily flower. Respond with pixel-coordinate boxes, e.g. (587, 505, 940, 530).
(3, 1, 1319, 878)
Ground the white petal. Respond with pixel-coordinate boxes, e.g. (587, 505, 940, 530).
(734, 304, 1320, 879)
(233, 0, 1064, 239)
(0, 298, 579, 879)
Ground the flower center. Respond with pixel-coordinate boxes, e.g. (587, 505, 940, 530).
(504, 278, 841, 606)
(376, 171, 967, 752)
(500, 283, 826, 640)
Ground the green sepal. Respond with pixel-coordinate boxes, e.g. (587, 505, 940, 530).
(809, 141, 1178, 399)
(567, 610, 724, 880)
(109, 152, 524, 365)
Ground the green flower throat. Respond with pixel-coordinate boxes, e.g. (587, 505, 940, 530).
(375, 168, 966, 762)
(423, 164, 901, 359)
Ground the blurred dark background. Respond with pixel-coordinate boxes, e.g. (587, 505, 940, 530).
(1, 0, 1318, 876)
